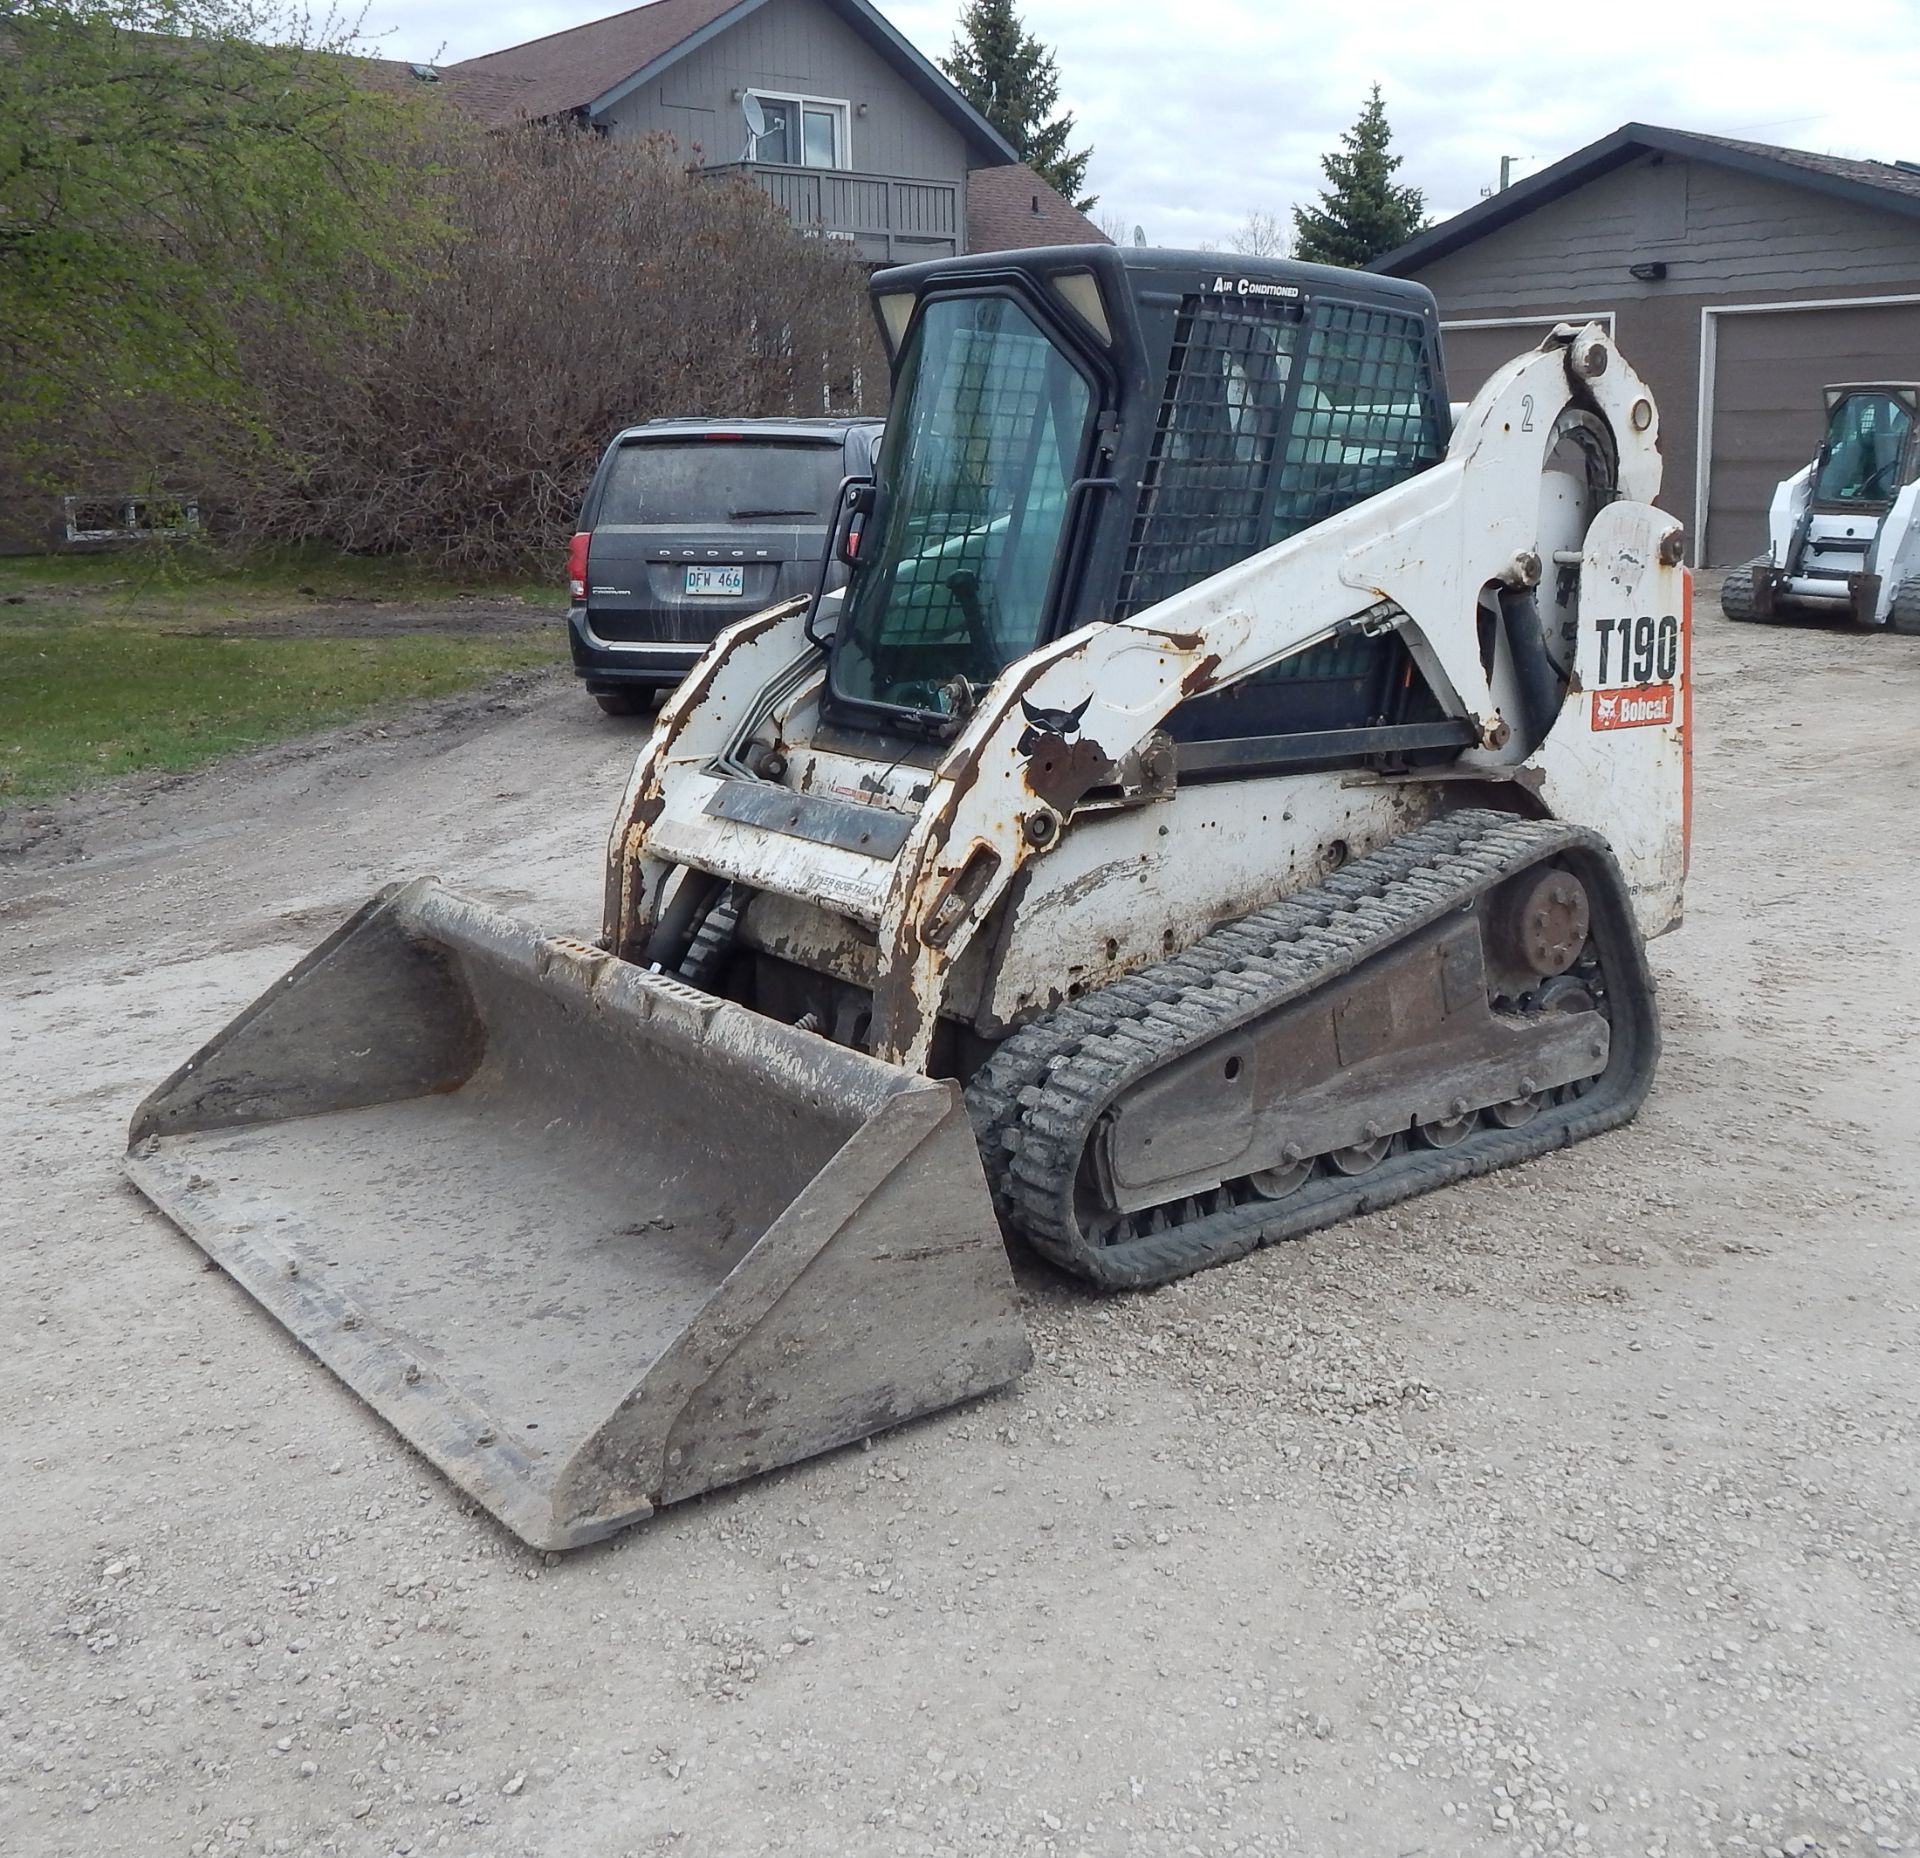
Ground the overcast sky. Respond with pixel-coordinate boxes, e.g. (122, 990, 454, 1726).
(376, 0, 1920, 247)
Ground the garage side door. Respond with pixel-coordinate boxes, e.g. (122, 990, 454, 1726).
(1440, 317, 1612, 402)
(1705, 301, 1920, 565)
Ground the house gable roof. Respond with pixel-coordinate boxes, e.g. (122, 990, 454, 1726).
(1374, 122, 1920, 274)
(442, 0, 738, 126)
(966, 163, 1108, 253)
(443, 0, 1018, 162)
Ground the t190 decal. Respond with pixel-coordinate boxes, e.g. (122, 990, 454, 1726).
(1593, 612, 1680, 687)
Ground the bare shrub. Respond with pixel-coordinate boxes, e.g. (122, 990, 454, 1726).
(211, 122, 885, 573)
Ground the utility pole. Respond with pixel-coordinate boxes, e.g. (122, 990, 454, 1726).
(1499, 155, 1515, 192)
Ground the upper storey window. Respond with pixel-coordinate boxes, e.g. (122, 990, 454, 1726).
(747, 92, 849, 170)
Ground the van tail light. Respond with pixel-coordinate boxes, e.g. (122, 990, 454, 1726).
(845, 522, 860, 560)
(567, 532, 589, 603)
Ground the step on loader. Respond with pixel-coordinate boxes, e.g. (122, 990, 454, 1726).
(1721, 382, 1920, 630)
(128, 247, 1692, 1548)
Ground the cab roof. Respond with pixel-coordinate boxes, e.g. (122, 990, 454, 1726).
(871, 243, 1438, 319)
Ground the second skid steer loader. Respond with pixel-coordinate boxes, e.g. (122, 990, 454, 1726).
(127, 247, 1691, 1549)
(1721, 382, 1920, 629)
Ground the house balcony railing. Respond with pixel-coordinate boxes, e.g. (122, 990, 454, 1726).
(702, 162, 962, 263)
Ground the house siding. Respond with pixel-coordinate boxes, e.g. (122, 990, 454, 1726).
(1400, 152, 1920, 563)
(597, 0, 970, 187)
(1414, 154, 1920, 308)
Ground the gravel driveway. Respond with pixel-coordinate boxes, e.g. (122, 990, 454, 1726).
(3, 581, 1917, 1858)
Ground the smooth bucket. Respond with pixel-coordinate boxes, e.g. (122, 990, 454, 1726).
(126, 880, 1030, 1548)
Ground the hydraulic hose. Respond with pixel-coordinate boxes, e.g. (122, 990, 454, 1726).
(1498, 585, 1565, 754)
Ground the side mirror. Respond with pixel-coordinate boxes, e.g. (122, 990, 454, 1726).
(805, 474, 876, 650)
(838, 481, 876, 567)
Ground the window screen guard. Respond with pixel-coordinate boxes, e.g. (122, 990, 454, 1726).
(1118, 292, 1453, 750)
(1117, 295, 1447, 621)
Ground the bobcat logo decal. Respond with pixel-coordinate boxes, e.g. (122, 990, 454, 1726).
(1016, 694, 1091, 757)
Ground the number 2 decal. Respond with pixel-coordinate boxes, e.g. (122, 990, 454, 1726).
(1594, 613, 1679, 685)
(1520, 394, 1535, 433)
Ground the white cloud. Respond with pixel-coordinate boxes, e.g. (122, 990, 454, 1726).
(366, 0, 1920, 246)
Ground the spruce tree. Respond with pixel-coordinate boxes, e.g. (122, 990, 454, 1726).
(1291, 86, 1426, 268)
(941, 0, 1095, 209)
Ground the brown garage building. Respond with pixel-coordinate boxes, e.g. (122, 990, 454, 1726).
(1375, 124, 1920, 564)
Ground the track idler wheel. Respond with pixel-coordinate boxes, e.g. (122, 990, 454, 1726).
(1415, 1106, 1477, 1148)
(1249, 1155, 1314, 1198)
(1486, 1092, 1545, 1128)
(1326, 1130, 1402, 1175)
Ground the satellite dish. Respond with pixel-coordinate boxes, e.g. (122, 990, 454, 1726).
(1132, 224, 1147, 248)
(741, 92, 767, 160)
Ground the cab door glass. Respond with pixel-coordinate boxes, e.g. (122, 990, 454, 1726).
(1815, 392, 1913, 503)
(831, 294, 1093, 718)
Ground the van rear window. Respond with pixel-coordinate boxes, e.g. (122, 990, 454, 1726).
(597, 440, 845, 526)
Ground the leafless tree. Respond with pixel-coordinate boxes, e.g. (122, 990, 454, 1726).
(194, 121, 884, 572)
(1227, 208, 1291, 259)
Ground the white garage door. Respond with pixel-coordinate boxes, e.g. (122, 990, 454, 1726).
(1704, 300, 1920, 565)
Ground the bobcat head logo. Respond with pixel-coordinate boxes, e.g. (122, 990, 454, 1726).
(1017, 694, 1091, 756)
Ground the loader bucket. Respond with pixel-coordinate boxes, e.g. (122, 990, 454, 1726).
(125, 879, 1030, 1550)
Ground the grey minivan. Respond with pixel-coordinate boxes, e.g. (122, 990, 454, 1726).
(566, 415, 884, 714)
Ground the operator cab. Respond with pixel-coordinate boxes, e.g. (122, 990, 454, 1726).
(1810, 385, 1919, 511)
(820, 247, 1464, 771)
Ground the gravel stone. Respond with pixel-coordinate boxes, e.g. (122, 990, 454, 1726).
(1, 573, 1915, 1857)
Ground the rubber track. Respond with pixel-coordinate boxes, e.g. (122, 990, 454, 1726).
(1719, 565, 1761, 624)
(679, 883, 746, 991)
(963, 808, 1660, 1290)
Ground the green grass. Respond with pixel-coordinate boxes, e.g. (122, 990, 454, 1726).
(0, 541, 551, 613)
(0, 548, 559, 803)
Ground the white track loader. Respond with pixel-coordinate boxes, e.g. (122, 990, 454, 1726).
(127, 249, 1692, 1549)
(1721, 382, 1920, 629)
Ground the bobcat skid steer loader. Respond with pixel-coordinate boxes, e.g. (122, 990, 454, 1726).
(1721, 382, 1920, 630)
(127, 248, 1691, 1549)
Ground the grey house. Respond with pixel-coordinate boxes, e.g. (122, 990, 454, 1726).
(1375, 125, 1920, 564)
(438, 0, 1106, 265)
